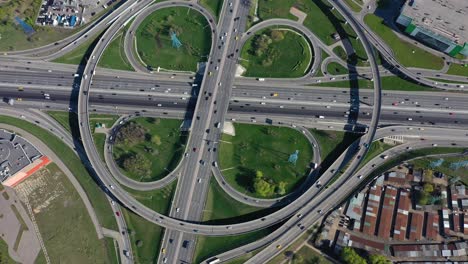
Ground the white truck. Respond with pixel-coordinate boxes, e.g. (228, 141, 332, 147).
(8, 98, 14, 105)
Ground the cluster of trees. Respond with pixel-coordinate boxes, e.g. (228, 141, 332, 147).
(122, 153, 152, 178)
(249, 30, 285, 66)
(417, 182, 435, 205)
(341, 247, 390, 264)
(0, 0, 41, 25)
(115, 122, 147, 145)
(253, 170, 286, 197)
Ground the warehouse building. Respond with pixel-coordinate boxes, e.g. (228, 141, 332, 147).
(396, 0, 468, 57)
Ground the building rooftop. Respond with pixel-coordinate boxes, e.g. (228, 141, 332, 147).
(378, 186, 397, 239)
(409, 212, 424, 241)
(394, 189, 410, 240)
(400, 0, 468, 44)
(363, 185, 382, 236)
(425, 212, 439, 240)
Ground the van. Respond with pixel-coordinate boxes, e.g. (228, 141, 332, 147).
(215, 122, 221, 128)
(213, 161, 218, 167)
(73, 73, 80, 77)
(318, 115, 325, 119)
(257, 78, 265, 81)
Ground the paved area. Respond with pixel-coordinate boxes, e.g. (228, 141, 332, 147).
(0, 186, 41, 264)
(290, 7, 307, 25)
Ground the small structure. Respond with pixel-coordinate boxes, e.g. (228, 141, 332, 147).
(429, 158, 444, 169)
(170, 31, 183, 49)
(288, 150, 299, 165)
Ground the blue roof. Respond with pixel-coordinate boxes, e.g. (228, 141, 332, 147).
(70, 16, 77, 27)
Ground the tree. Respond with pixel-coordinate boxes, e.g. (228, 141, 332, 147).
(341, 247, 366, 264)
(151, 135, 162, 145)
(270, 30, 284, 42)
(423, 183, 434, 193)
(115, 122, 147, 145)
(254, 178, 273, 197)
(136, 240, 143, 247)
(369, 254, 391, 264)
(256, 170, 264, 178)
(417, 190, 430, 205)
(292, 253, 304, 264)
(122, 153, 152, 177)
(275, 181, 287, 195)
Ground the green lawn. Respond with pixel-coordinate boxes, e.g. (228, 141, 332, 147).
(105, 237, 120, 264)
(308, 129, 361, 173)
(447, 63, 468, 77)
(200, 0, 224, 21)
(364, 14, 444, 70)
(327, 62, 349, 75)
(194, 225, 279, 264)
(413, 155, 468, 185)
(0, 234, 16, 263)
(123, 209, 164, 264)
(202, 179, 277, 225)
(113, 117, 187, 182)
(219, 123, 313, 198)
(343, 0, 362, 12)
(240, 27, 313, 78)
(257, 0, 369, 66)
(135, 6, 212, 72)
(99, 32, 134, 71)
(267, 228, 316, 264)
(122, 181, 176, 213)
(52, 30, 104, 65)
(48, 111, 118, 162)
(315, 75, 436, 91)
(293, 246, 332, 264)
(0, 115, 117, 230)
(359, 140, 393, 170)
(20, 163, 110, 263)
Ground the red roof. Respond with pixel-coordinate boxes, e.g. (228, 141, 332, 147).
(363, 185, 382, 235)
(425, 212, 439, 240)
(378, 186, 398, 239)
(393, 190, 410, 240)
(349, 235, 385, 251)
(453, 213, 461, 232)
(464, 214, 468, 235)
(409, 212, 424, 241)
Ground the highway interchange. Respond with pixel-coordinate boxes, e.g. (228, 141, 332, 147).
(1, 0, 468, 263)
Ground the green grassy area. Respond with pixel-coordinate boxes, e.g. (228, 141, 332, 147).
(333, 46, 347, 61)
(315, 75, 436, 91)
(52, 30, 104, 65)
(194, 225, 279, 264)
(447, 63, 468, 76)
(202, 179, 276, 225)
(327, 62, 349, 75)
(294, 246, 332, 264)
(309, 129, 361, 173)
(0, 115, 117, 230)
(413, 155, 468, 185)
(364, 14, 444, 70)
(135, 6, 212, 72)
(365, 147, 466, 183)
(98, 32, 134, 71)
(225, 248, 264, 264)
(343, 0, 362, 12)
(315, 50, 330, 77)
(113, 117, 187, 182)
(267, 228, 316, 264)
(359, 140, 393, 170)
(105, 237, 120, 264)
(200, 0, 223, 21)
(122, 181, 176, 213)
(257, 0, 369, 66)
(219, 123, 313, 198)
(240, 27, 313, 78)
(20, 163, 109, 263)
(0, 238, 16, 264)
(123, 209, 164, 264)
(47, 111, 118, 161)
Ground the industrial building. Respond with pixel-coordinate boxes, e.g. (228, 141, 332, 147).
(396, 0, 468, 57)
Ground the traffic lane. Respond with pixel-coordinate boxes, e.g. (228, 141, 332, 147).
(4, 91, 468, 127)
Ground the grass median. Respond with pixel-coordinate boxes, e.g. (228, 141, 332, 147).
(200, 0, 224, 21)
(0, 115, 117, 230)
(447, 63, 468, 77)
(219, 123, 313, 198)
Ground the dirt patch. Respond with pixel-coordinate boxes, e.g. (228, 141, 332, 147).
(155, 32, 163, 49)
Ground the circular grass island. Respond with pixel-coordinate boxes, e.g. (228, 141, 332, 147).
(240, 27, 313, 78)
(218, 123, 313, 198)
(112, 117, 187, 182)
(135, 6, 212, 72)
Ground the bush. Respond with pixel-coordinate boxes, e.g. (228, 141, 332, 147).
(122, 153, 152, 177)
(115, 122, 147, 145)
(341, 247, 366, 264)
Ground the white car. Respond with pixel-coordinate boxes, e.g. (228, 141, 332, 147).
(176, 208, 180, 212)
(357, 175, 363, 179)
(407, 117, 413, 121)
